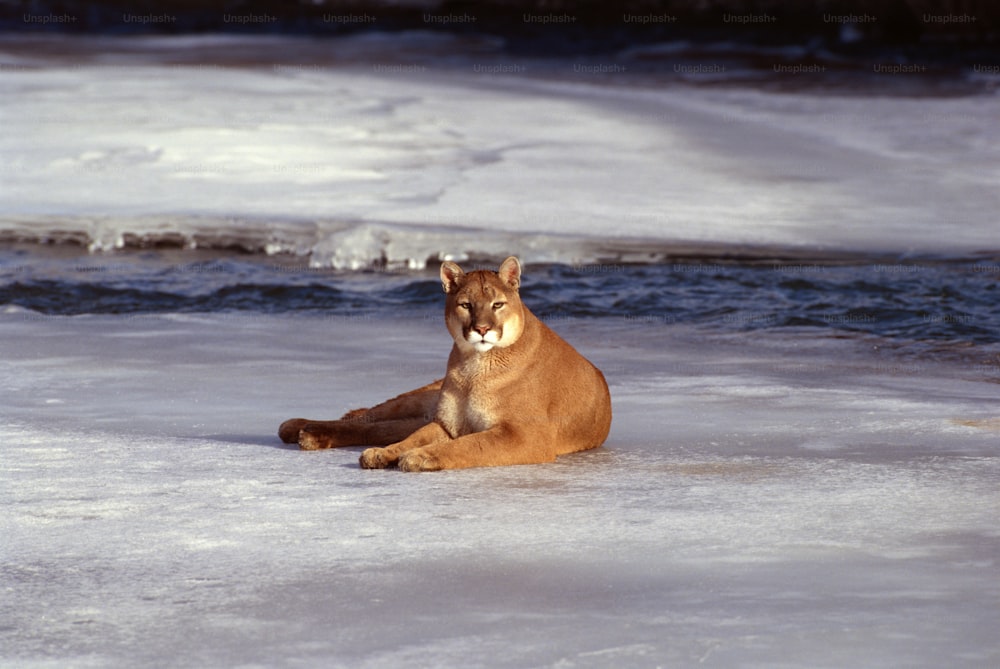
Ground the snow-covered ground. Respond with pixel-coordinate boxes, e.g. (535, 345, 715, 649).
(2, 34, 999, 667)
(1, 34, 999, 266)
(2, 313, 998, 668)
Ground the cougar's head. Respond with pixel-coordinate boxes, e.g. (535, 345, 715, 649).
(440, 256, 525, 354)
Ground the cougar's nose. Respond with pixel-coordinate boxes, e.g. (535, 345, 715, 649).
(473, 325, 490, 336)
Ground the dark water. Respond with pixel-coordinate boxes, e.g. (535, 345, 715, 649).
(2, 246, 998, 346)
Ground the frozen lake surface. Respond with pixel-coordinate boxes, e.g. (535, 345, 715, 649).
(2, 34, 999, 265)
(1, 33, 999, 668)
(2, 313, 998, 668)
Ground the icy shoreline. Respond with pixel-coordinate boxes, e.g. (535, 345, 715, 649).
(3, 33, 999, 667)
(2, 313, 998, 667)
(3, 34, 999, 267)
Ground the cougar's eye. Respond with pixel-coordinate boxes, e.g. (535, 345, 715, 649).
(458, 302, 471, 310)
(492, 301, 506, 310)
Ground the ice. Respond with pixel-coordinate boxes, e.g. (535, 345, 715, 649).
(2, 34, 999, 266)
(2, 33, 999, 667)
(2, 313, 998, 667)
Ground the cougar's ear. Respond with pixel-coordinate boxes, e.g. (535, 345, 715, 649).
(440, 261, 465, 294)
(498, 256, 521, 290)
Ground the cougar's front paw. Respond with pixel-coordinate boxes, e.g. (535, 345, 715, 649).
(359, 447, 394, 469)
(279, 418, 309, 444)
(398, 448, 443, 472)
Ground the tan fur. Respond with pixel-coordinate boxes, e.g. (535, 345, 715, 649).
(279, 256, 612, 471)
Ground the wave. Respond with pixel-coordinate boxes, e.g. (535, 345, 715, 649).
(3, 243, 999, 350)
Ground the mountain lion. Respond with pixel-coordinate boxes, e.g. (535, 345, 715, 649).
(278, 256, 612, 471)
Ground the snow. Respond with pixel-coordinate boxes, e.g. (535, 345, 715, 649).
(2, 313, 998, 667)
(2, 33, 999, 667)
(2, 34, 999, 266)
